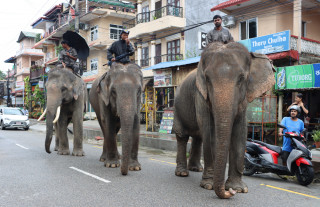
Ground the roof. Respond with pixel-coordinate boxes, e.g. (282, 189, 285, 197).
(89, 0, 135, 9)
(211, 0, 250, 12)
(143, 56, 201, 71)
(31, 17, 49, 28)
(17, 31, 39, 43)
(4, 56, 16, 63)
(267, 50, 299, 61)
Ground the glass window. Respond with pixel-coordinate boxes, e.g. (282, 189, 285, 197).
(167, 39, 180, 61)
(90, 58, 98, 71)
(302, 21, 306, 37)
(240, 18, 257, 40)
(90, 25, 98, 41)
(110, 24, 123, 40)
(141, 47, 149, 67)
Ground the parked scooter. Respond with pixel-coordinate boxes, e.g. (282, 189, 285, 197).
(244, 124, 314, 186)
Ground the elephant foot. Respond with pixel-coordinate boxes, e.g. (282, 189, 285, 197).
(57, 149, 70, 155)
(129, 160, 141, 171)
(104, 159, 120, 168)
(200, 178, 214, 190)
(175, 165, 189, 177)
(225, 178, 248, 193)
(72, 149, 85, 156)
(188, 162, 203, 172)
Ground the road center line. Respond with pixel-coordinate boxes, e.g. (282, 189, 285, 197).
(150, 158, 176, 165)
(69, 167, 111, 183)
(260, 184, 320, 199)
(16, 144, 29, 150)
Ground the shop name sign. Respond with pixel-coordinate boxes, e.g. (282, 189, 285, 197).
(239, 30, 290, 54)
(275, 63, 320, 90)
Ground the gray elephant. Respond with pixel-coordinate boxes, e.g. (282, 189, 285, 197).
(173, 42, 275, 199)
(89, 63, 143, 175)
(39, 68, 86, 156)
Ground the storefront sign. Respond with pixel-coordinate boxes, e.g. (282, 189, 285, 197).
(239, 30, 290, 54)
(38, 81, 44, 88)
(275, 63, 320, 90)
(159, 110, 174, 134)
(15, 81, 24, 88)
(153, 69, 172, 87)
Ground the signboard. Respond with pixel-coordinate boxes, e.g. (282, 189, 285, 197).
(16, 81, 24, 88)
(153, 69, 172, 87)
(275, 63, 320, 90)
(239, 30, 290, 54)
(198, 32, 207, 50)
(159, 110, 174, 134)
(38, 81, 44, 88)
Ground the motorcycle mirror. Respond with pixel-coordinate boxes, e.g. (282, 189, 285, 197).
(277, 123, 287, 129)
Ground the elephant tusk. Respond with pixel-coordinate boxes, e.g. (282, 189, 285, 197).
(37, 108, 47, 121)
(53, 106, 61, 124)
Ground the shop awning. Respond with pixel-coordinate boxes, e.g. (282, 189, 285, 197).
(267, 50, 299, 61)
(211, 0, 251, 12)
(143, 56, 201, 71)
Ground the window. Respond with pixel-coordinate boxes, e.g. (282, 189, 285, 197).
(90, 26, 98, 41)
(240, 18, 257, 40)
(110, 24, 123, 40)
(141, 47, 149, 67)
(167, 39, 180, 61)
(141, 6, 150, 23)
(302, 21, 306, 37)
(31, 61, 35, 66)
(90, 58, 98, 71)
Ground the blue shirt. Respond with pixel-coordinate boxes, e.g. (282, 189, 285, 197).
(281, 117, 304, 152)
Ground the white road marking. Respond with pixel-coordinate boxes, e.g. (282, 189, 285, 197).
(69, 167, 111, 183)
(16, 144, 29, 149)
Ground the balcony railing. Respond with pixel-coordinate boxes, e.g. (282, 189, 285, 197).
(123, 5, 183, 29)
(30, 67, 44, 80)
(16, 48, 43, 57)
(290, 35, 320, 56)
(45, 52, 58, 63)
(155, 54, 183, 64)
(140, 58, 150, 67)
(35, 58, 44, 67)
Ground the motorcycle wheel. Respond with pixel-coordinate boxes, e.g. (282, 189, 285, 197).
(295, 164, 314, 186)
(243, 156, 256, 176)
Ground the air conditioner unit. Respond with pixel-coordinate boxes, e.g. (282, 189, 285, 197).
(222, 16, 236, 28)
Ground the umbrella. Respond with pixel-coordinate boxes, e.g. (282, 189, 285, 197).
(62, 31, 89, 59)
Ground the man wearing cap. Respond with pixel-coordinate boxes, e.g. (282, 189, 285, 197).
(107, 30, 135, 65)
(206, 15, 234, 45)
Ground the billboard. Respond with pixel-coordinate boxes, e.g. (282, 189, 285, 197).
(153, 69, 172, 87)
(275, 63, 320, 90)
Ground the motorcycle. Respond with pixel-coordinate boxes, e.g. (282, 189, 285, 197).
(244, 124, 314, 186)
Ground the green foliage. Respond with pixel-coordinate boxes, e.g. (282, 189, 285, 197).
(33, 85, 45, 109)
(0, 70, 6, 80)
(24, 76, 32, 108)
(35, 33, 41, 43)
(272, 85, 283, 96)
(312, 129, 320, 142)
(55, 45, 64, 56)
(30, 65, 42, 72)
(185, 48, 199, 59)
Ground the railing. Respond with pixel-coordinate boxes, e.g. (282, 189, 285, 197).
(45, 52, 58, 63)
(123, 5, 183, 29)
(155, 54, 183, 63)
(16, 48, 43, 57)
(290, 35, 320, 56)
(140, 58, 150, 67)
(35, 58, 44, 67)
(30, 68, 44, 80)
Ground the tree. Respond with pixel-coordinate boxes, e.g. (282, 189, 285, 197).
(0, 70, 6, 80)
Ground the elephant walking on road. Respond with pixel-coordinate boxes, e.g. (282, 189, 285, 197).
(40, 68, 86, 156)
(89, 63, 143, 175)
(173, 42, 275, 199)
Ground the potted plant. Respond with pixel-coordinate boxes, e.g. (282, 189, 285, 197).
(312, 129, 320, 148)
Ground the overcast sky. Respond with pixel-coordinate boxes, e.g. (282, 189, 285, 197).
(0, 0, 65, 73)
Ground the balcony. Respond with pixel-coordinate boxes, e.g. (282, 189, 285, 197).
(30, 67, 44, 80)
(124, 5, 185, 39)
(16, 48, 43, 57)
(290, 35, 320, 57)
(15, 68, 30, 77)
(154, 54, 183, 64)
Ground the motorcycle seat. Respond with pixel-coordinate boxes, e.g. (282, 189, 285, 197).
(253, 140, 282, 154)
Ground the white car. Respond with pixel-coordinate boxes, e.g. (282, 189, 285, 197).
(0, 107, 30, 130)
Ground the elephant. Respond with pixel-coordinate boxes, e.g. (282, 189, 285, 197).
(89, 63, 143, 175)
(173, 42, 275, 199)
(39, 68, 87, 156)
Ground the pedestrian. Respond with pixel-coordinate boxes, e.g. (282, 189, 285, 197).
(107, 29, 134, 65)
(287, 93, 308, 122)
(206, 15, 234, 45)
(22, 106, 28, 116)
(57, 40, 78, 72)
(279, 105, 304, 163)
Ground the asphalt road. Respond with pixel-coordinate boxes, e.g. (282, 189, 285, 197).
(1, 129, 320, 207)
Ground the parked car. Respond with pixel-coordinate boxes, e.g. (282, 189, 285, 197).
(0, 107, 30, 130)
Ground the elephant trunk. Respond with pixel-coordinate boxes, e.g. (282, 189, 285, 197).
(45, 95, 61, 153)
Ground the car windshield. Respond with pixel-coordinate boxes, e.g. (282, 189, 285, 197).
(4, 108, 24, 115)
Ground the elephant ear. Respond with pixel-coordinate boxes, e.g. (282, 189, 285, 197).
(97, 73, 110, 106)
(196, 57, 208, 100)
(247, 53, 276, 103)
(73, 78, 84, 100)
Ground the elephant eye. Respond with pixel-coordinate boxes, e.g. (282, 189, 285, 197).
(61, 87, 67, 92)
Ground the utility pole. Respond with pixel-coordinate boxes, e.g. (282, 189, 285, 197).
(75, 0, 79, 33)
(6, 69, 10, 107)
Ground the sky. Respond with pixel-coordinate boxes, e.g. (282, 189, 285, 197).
(0, 0, 66, 73)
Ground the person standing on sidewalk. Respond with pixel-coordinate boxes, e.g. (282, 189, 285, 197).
(206, 15, 234, 45)
(287, 93, 309, 122)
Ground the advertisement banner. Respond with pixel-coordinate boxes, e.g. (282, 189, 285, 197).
(15, 81, 24, 88)
(275, 63, 320, 90)
(239, 30, 290, 54)
(153, 69, 172, 87)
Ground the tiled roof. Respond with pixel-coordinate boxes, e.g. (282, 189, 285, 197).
(211, 0, 250, 12)
(17, 31, 39, 42)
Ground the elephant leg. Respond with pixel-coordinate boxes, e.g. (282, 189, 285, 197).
(129, 115, 141, 171)
(72, 105, 85, 156)
(54, 123, 59, 151)
(175, 134, 189, 177)
(188, 136, 203, 172)
(225, 114, 248, 193)
(57, 113, 70, 155)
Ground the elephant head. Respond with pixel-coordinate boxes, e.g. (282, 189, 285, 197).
(196, 42, 275, 198)
(97, 63, 143, 175)
(44, 68, 84, 153)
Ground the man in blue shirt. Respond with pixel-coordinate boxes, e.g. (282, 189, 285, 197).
(279, 105, 304, 163)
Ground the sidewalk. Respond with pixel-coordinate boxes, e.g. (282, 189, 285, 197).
(29, 119, 320, 175)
